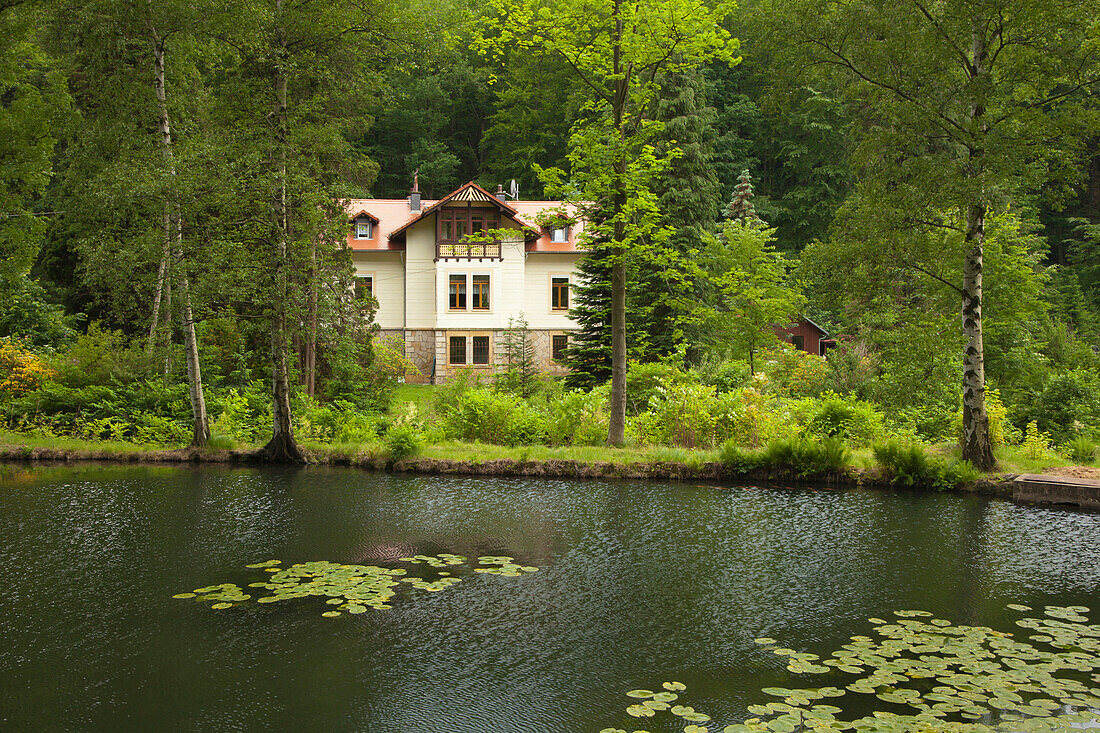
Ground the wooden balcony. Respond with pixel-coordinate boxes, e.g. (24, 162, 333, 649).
(436, 240, 502, 260)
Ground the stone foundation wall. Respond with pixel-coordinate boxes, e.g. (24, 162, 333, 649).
(410, 328, 575, 384)
(402, 330, 436, 384)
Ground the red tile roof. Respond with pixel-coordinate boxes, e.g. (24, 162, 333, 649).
(343, 182, 585, 253)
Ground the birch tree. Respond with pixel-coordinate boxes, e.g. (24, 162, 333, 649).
(771, 0, 1100, 469)
(478, 0, 737, 445)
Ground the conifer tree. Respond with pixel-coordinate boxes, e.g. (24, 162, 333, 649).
(724, 169, 765, 226)
(629, 70, 720, 359)
(562, 234, 613, 390)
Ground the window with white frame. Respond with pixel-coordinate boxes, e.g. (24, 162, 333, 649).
(354, 274, 374, 301)
(550, 226, 569, 243)
(355, 219, 373, 239)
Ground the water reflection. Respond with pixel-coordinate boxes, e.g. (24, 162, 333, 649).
(0, 466, 1097, 731)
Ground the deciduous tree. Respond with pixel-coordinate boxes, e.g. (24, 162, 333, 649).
(478, 0, 737, 444)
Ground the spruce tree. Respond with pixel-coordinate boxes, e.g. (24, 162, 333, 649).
(724, 169, 765, 226)
(629, 70, 720, 359)
(562, 215, 613, 389)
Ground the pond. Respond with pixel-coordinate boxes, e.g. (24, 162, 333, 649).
(1, 465, 1098, 731)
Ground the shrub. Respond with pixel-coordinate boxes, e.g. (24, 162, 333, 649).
(762, 435, 851, 478)
(0, 339, 55, 397)
(625, 360, 695, 415)
(797, 392, 886, 447)
(873, 439, 980, 491)
(1025, 370, 1100, 443)
(385, 424, 422, 461)
(442, 387, 546, 446)
(951, 388, 1017, 447)
(1066, 436, 1097, 464)
(873, 440, 933, 488)
(50, 324, 159, 387)
(1022, 420, 1055, 460)
(758, 343, 827, 397)
(541, 388, 608, 446)
(718, 441, 763, 474)
(725, 386, 792, 448)
(630, 381, 721, 449)
(205, 433, 237, 450)
(696, 355, 750, 394)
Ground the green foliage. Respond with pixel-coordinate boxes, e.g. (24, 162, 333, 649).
(717, 441, 763, 474)
(50, 324, 159, 388)
(1066, 437, 1097, 465)
(497, 314, 539, 398)
(385, 424, 422, 462)
(695, 354, 750, 394)
(1021, 370, 1100, 444)
(294, 395, 380, 445)
(539, 387, 609, 446)
(700, 222, 804, 371)
(795, 392, 885, 447)
(629, 381, 736, 449)
(442, 387, 542, 446)
(761, 435, 851, 479)
(1021, 421, 1056, 461)
(872, 440, 980, 491)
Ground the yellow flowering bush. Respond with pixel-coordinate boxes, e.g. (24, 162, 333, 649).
(0, 340, 55, 398)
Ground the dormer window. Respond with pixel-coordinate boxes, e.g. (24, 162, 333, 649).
(550, 226, 569, 243)
(355, 219, 373, 239)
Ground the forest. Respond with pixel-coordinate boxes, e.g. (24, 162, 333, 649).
(2, 0, 1099, 477)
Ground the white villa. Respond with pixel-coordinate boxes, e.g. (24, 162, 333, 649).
(345, 180, 585, 384)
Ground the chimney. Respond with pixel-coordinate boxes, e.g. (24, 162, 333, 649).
(495, 184, 507, 204)
(409, 168, 421, 211)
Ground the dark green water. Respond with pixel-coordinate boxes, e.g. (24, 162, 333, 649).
(1, 465, 1098, 732)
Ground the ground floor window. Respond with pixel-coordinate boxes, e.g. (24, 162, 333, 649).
(472, 335, 490, 364)
(448, 332, 492, 366)
(449, 336, 466, 365)
(791, 335, 804, 351)
(551, 334, 569, 362)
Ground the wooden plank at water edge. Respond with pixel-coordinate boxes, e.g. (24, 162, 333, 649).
(1012, 474, 1100, 511)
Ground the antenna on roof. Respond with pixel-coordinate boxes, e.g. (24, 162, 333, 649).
(509, 179, 519, 201)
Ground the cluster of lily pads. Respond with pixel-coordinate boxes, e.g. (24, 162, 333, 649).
(600, 605, 1100, 732)
(173, 554, 538, 617)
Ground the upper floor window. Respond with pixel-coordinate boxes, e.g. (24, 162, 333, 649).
(449, 273, 491, 312)
(449, 274, 467, 310)
(472, 274, 490, 310)
(354, 275, 373, 301)
(438, 207, 504, 259)
(355, 219, 373, 239)
(550, 226, 569, 243)
(551, 277, 570, 311)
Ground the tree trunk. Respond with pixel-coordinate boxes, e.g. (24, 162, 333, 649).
(305, 236, 317, 397)
(959, 26, 995, 471)
(178, 269, 209, 446)
(960, 204, 995, 470)
(262, 6, 305, 463)
(152, 28, 208, 446)
(606, 0, 627, 446)
(147, 214, 170, 351)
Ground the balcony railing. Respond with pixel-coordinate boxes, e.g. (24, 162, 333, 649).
(437, 240, 502, 260)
